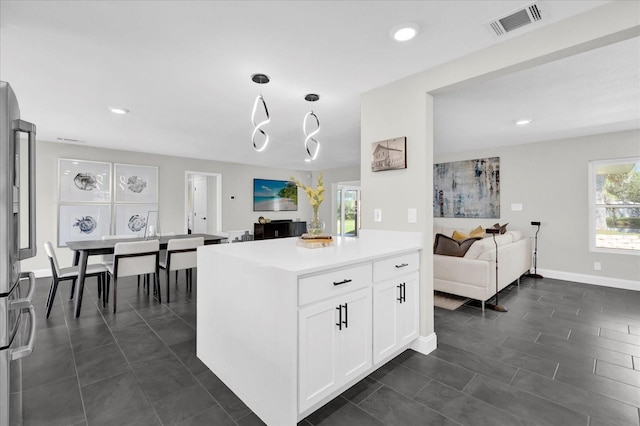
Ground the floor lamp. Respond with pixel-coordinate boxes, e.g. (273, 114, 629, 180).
(485, 228, 507, 312)
(528, 221, 543, 279)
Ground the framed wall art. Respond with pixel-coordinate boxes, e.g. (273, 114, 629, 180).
(114, 163, 158, 203)
(371, 137, 407, 172)
(58, 158, 111, 203)
(115, 204, 158, 236)
(58, 204, 111, 247)
(433, 156, 500, 218)
(253, 178, 298, 212)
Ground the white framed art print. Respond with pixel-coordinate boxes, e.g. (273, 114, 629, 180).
(114, 163, 158, 203)
(114, 204, 158, 236)
(59, 158, 111, 203)
(58, 204, 111, 247)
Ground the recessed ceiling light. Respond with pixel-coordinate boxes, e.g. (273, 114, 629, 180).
(109, 107, 129, 114)
(390, 23, 420, 42)
(515, 119, 532, 126)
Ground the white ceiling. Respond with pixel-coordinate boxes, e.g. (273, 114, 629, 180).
(1, 0, 633, 172)
(434, 36, 640, 155)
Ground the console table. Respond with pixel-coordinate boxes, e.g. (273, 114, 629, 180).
(253, 220, 306, 240)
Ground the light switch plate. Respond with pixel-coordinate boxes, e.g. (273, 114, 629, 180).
(511, 203, 523, 211)
(408, 208, 417, 223)
(374, 208, 382, 222)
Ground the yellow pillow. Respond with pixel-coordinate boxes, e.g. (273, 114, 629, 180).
(469, 226, 485, 238)
(452, 230, 470, 241)
(452, 226, 484, 241)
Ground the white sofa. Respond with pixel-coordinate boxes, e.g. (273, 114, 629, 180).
(433, 226, 531, 310)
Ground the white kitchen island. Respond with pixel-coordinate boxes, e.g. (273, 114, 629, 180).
(197, 229, 425, 425)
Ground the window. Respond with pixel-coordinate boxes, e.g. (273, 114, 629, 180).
(589, 157, 640, 254)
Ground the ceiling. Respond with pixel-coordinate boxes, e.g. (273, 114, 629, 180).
(1, 0, 634, 172)
(434, 36, 640, 155)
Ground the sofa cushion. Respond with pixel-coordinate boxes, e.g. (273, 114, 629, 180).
(505, 230, 523, 242)
(452, 226, 484, 241)
(434, 233, 481, 257)
(464, 233, 514, 259)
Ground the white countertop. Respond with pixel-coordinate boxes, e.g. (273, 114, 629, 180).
(198, 229, 423, 275)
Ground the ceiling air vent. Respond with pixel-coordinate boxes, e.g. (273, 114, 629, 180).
(489, 3, 543, 37)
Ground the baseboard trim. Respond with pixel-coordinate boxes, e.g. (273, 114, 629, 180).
(537, 268, 639, 291)
(411, 332, 437, 355)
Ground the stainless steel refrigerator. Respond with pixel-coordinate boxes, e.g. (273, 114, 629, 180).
(0, 81, 37, 426)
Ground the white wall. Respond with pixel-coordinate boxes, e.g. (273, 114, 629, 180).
(360, 2, 640, 338)
(434, 130, 640, 287)
(23, 140, 358, 272)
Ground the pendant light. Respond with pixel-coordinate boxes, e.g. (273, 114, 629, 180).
(303, 93, 320, 161)
(251, 73, 271, 152)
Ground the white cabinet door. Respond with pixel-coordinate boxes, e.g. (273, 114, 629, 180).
(397, 272, 419, 347)
(298, 287, 371, 413)
(373, 271, 419, 364)
(299, 297, 339, 413)
(338, 287, 372, 383)
(372, 279, 400, 363)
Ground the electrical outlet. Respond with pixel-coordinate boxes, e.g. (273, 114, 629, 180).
(374, 208, 382, 222)
(594, 262, 602, 271)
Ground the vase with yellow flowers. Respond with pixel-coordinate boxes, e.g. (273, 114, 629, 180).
(290, 172, 325, 236)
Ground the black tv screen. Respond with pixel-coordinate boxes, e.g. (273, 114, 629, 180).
(253, 178, 298, 212)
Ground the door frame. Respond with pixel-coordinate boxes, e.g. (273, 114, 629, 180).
(335, 181, 360, 237)
(184, 171, 222, 234)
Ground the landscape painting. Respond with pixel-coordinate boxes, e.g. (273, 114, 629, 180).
(253, 178, 298, 212)
(433, 157, 500, 218)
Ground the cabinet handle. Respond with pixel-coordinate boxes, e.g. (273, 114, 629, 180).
(343, 303, 348, 329)
(396, 284, 403, 303)
(335, 305, 342, 330)
(333, 279, 352, 286)
(395, 263, 409, 269)
(402, 282, 406, 303)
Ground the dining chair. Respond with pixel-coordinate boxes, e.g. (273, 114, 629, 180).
(43, 241, 108, 318)
(105, 240, 160, 313)
(156, 232, 178, 282)
(101, 234, 145, 288)
(159, 237, 204, 303)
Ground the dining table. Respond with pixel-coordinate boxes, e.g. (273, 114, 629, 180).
(66, 233, 226, 318)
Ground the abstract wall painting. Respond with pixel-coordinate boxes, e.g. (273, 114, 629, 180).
(114, 164, 158, 203)
(371, 137, 407, 172)
(59, 158, 111, 203)
(115, 204, 158, 236)
(433, 157, 500, 218)
(58, 204, 111, 247)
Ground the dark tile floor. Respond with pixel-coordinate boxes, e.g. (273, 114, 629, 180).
(21, 274, 640, 426)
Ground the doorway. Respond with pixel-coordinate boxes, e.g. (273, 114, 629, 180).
(336, 183, 360, 237)
(184, 171, 222, 234)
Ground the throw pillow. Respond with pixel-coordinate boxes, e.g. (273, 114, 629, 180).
(452, 230, 470, 241)
(469, 225, 485, 238)
(492, 223, 508, 234)
(452, 226, 484, 241)
(434, 233, 482, 257)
